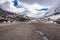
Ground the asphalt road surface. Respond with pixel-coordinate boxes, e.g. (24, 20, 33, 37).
(0, 22, 60, 40)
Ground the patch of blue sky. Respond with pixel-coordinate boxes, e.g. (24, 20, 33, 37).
(13, 0, 24, 8)
(13, 0, 18, 8)
(36, 8, 48, 11)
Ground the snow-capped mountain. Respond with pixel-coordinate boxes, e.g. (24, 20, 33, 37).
(0, 0, 48, 18)
(43, 4, 60, 20)
(0, 0, 25, 13)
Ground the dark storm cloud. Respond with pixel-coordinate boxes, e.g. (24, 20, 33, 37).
(19, 0, 60, 6)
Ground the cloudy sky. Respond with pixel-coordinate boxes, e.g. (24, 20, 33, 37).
(19, 0, 60, 7)
(0, 0, 60, 17)
(0, 0, 60, 7)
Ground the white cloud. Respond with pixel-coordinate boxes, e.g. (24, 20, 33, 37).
(0, 0, 48, 17)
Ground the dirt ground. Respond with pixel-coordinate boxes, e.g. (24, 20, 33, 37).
(0, 22, 60, 40)
(30, 22, 60, 40)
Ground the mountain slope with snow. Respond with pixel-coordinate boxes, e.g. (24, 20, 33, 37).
(0, 0, 25, 13)
(0, 0, 48, 18)
(44, 4, 60, 20)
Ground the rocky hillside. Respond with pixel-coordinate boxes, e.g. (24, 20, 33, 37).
(0, 8, 31, 23)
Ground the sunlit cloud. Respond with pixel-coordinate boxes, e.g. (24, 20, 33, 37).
(24, 3, 47, 13)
